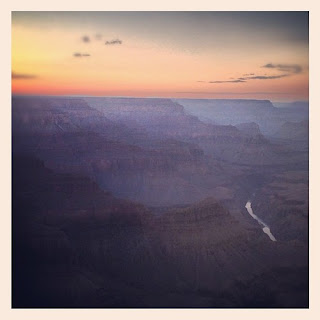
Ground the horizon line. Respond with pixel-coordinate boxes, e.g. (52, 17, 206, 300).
(11, 93, 309, 104)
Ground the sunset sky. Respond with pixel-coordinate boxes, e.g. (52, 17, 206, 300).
(12, 12, 309, 101)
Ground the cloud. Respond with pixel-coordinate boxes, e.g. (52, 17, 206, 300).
(95, 33, 102, 40)
(202, 74, 287, 84)
(12, 72, 37, 79)
(198, 62, 303, 84)
(209, 79, 246, 83)
(105, 39, 122, 45)
(73, 53, 91, 57)
(246, 74, 289, 80)
(82, 35, 90, 43)
(262, 63, 302, 74)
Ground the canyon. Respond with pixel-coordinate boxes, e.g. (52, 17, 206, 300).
(12, 96, 309, 308)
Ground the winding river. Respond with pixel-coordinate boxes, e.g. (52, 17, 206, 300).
(245, 201, 276, 242)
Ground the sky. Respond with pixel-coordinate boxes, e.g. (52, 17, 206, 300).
(11, 12, 309, 101)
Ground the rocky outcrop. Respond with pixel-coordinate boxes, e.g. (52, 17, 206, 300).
(236, 122, 262, 137)
(252, 171, 309, 243)
(176, 99, 275, 131)
(86, 97, 303, 167)
(272, 120, 309, 141)
(12, 96, 147, 143)
(12, 96, 309, 207)
(12, 97, 244, 206)
(176, 98, 309, 136)
(85, 97, 240, 139)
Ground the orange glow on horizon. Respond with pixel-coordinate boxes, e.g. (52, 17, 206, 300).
(12, 13, 309, 101)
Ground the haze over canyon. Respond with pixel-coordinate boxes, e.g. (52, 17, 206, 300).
(12, 96, 309, 307)
(11, 11, 309, 309)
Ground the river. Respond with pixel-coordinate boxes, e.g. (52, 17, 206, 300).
(245, 201, 276, 242)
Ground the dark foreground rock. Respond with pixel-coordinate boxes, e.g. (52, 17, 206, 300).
(12, 156, 308, 308)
